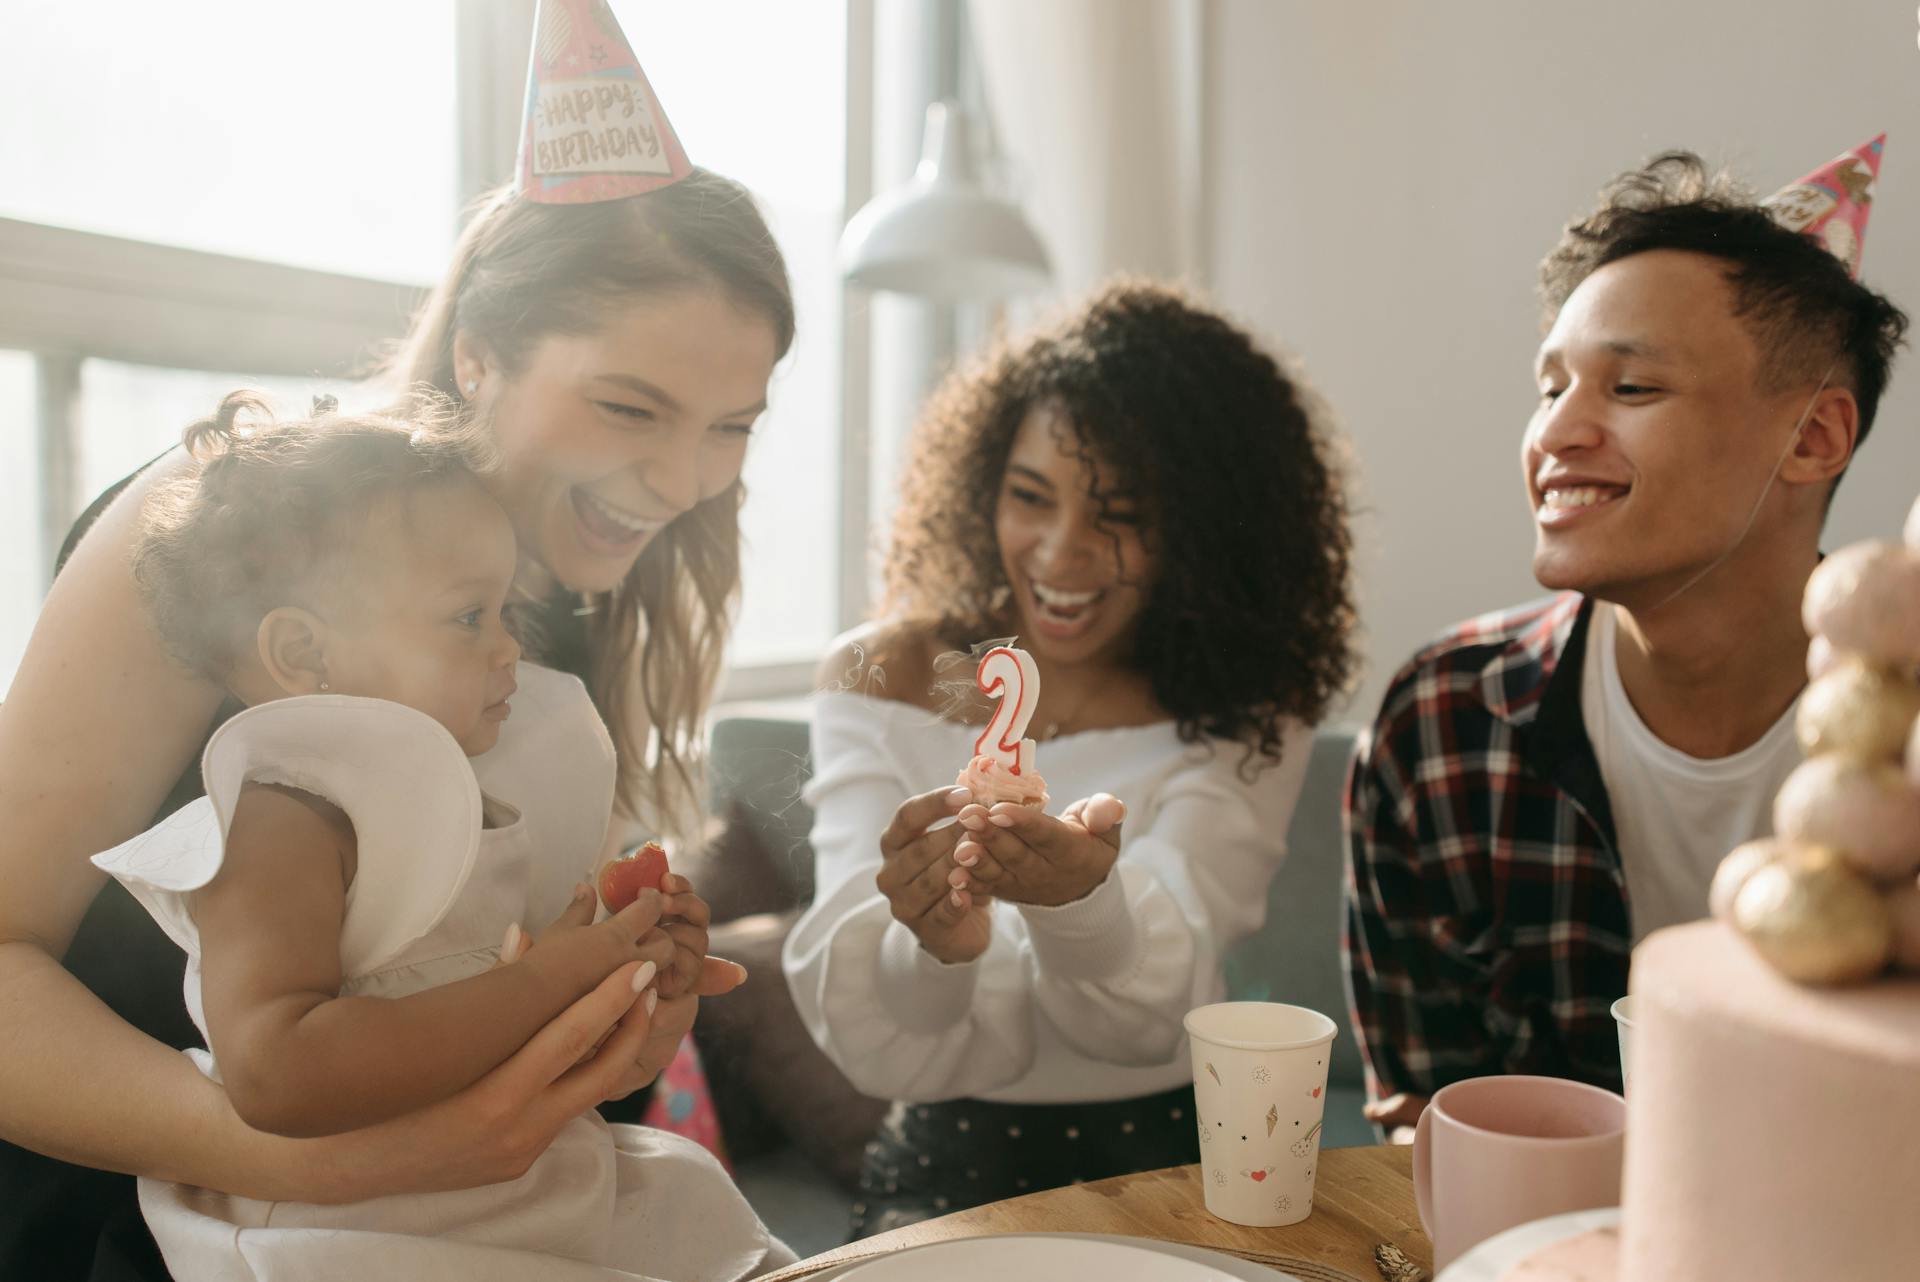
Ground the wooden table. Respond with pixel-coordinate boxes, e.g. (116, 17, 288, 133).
(763, 1145, 1430, 1282)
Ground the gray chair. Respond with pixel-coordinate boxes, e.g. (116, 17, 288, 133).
(708, 709, 821, 904)
(1221, 727, 1373, 1149)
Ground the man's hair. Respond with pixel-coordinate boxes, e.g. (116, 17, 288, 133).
(1540, 151, 1907, 457)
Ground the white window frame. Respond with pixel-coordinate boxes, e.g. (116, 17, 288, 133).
(0, 0, 876, 704)
(0, 215, 424, 572)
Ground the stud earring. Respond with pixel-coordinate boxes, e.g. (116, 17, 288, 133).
(464, 379, 478, 395)
(319, 681, 330, 692)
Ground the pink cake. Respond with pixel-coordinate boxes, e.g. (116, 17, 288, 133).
(1616, 921, 1920, 1280)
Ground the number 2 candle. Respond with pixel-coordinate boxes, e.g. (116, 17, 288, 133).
(955, 644, 1050, 809)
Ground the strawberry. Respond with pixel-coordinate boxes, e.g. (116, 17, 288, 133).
(597, 841, 670, 913)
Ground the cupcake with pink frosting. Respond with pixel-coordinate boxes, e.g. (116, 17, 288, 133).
(955, 752, 1049, 809)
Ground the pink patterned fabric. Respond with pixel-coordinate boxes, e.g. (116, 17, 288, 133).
(515, 0, 693, 204)
(1763, 134, 1884, 278)
(640, 1033, 732, 1172)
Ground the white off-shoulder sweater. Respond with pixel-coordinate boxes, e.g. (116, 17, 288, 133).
(782, 692, 1312, 1105)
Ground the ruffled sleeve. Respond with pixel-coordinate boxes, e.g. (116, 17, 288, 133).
(91, 694, 480, 979)
(781, 693, 1312, 1102)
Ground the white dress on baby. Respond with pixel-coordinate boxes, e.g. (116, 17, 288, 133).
(92, 662, 792, 1282)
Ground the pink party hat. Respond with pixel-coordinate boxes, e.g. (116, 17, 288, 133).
(1762, 134, 1884, 278)
(515, 0, 693, 204)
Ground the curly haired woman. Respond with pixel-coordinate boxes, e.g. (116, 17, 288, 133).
(782, 280, 1358, 1236)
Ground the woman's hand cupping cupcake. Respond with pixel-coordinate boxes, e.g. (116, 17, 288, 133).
(951, 793, 1126, 908)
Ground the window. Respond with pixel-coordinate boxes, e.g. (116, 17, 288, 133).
(77, 362, 359, 506)
(0, 352, 36, 690)
(621, 2, 848, 669)
(0, 0, 457, 284)
(0, 0, 855, 694)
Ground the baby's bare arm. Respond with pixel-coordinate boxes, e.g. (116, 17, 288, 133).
(196, 784, 670, 1137)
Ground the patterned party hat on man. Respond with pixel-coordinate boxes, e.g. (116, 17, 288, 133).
(515, 0, 693, 204)
(1762, 134, 1884, 278)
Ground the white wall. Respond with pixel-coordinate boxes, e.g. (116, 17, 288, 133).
(1206, 0, 1920, 725)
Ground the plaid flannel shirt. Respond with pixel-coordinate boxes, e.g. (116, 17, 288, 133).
(1342, 592, 1630, 1103)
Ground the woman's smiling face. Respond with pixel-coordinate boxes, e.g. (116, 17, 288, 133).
(458, 286, 779, 594)
(993, 404, 1157, 668)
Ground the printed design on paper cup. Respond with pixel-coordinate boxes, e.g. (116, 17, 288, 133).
(1206, 1062, 1221, 1086)
(1290, 1118, 1323, 1160)
(1213, 1168, 1225, 1186)
(1265, 1104, 1279, 1137)
(1239, 1165, 1276, 1183)
(1251, 1065, 1271, 1083)
(1198, 1114, 1211, 1143)
(1275, 1194, 1292, 1213)
(1308, 1085, 1321, 1098)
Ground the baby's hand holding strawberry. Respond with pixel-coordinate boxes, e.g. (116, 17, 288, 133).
(653, 871, 712, 999)
(596, 841, 670, 912)
(594, 843, 714, 1000)
(505, 882, 675, 1003)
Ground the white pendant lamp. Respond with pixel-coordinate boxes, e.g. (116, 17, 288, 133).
(839, 99, 1052, 301)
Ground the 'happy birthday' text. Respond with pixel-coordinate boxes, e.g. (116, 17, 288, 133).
(532, 80, 667, 175)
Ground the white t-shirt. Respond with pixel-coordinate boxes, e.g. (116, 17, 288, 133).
(1582, 604, 1803, 943)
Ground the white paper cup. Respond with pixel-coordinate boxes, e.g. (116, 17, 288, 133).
(1183, 1001, 1338, 1227)
(1611, 995, 1635, 1093)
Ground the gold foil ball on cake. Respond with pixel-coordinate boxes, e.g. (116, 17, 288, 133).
(1795, 660, 1920, 760)
(1732, 846, 1893, 985)
(1805, 634, 1842, 681)
(1801, 541, 1920, 669)
(1710, 838, 1788, 923)
(1773, 754, 1920, 881)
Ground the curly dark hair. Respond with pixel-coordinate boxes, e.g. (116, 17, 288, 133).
(1540, 151, 1907, 454)
(881, 280, 1357, 769)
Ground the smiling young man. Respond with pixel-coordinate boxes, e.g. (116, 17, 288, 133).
(1343, 146, 1907, 1133)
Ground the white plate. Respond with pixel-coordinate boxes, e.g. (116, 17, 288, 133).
(1435, 1207, 1621, 1282)
(823, 1233, 1304, 1282)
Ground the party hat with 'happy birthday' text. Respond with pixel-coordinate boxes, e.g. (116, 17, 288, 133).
(515, 0, 693, 204)
(1762, 134, 1885, 278)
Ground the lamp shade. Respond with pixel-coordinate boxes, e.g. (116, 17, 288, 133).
(839, 100, 1052, 300)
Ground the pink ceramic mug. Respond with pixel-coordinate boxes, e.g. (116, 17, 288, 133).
(1412, 1074, 1625, 1271)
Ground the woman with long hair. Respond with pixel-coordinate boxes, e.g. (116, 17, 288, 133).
(784, 280, 1358, 1235)
(0, 28, 797, 1273)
